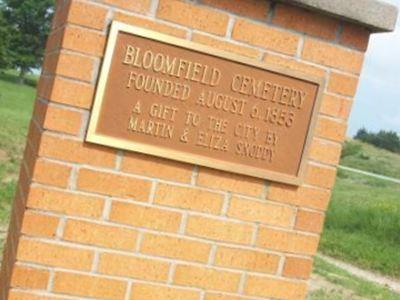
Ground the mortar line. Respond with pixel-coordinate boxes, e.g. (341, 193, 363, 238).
(114, 150, 124, 171)
(167, 263, 176, 284)
(277, 255, 286, 276)
(47, 269, 56, 292)
(237, 272, 247, 294)
(148, 180, 158, 203)
(220, 192, 232, 216)
(225, 15, 235, 38)
(124, 281, 133, 300)
(149, 0, 160, 17)
(55, 216, 67, 240)
(207, 244, 217, 266)
(134, 231, 144, 253)
(102, 197, 113, 220)
(91, 251, 100, 273)
(190, 165, 199, 186)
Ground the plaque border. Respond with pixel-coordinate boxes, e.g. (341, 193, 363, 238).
(86, 21, 325, 186)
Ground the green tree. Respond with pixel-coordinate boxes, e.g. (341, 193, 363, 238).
(2, 0, 53, 82)
(0, 8, 11, 70)
(355, 128, 400, 153)
(354, 127, 369, 141)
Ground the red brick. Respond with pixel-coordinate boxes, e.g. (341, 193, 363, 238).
(16, 239, 94, 271)
(315, 117, 347, 142)
(42, 104, 83, 135)
(26, 120, 42, 152)
(197, 167, 264, 197)
(245, 274, 308, 299)
(10, 265, 50, 290)
(273, 3, 339, 40)
(205, 294, 249, 300)
(305, 164, 337, 189)
(185, 215, 253, 245)
(114, 12, 187, 38)
(77, 168, 151, 201)
(21, 211, 59, 238)
(264, 53, 326, 78)
(257, 227, 319, 255)
(268, 183, 331, 211)
(67, 1, 107, 30)
(154, 183, 224, 215)
(42, 52, 59, 75)
(215, 246, 280, 274)
(174, 265, 241, 292)
(121, 152, 193, 183)
(49, 77, 95, 109)
(302, 38, 364, 74)
(27, 187, 104, 218)
(340, 23, 370, 51)
(45, 28, 63, 53)
(309, 138, 342, 165)
(37, 76, 53, 100)
(158, 0, 229, 36)
(51, 2, 69, 29)
(98, 253, 169, 282)
(295, 209, 325, 233)
(39, 134, 117, 168)
(283, 256, 313, 279)
(320, 94, 352, 119)
(62, 26, 106, 57)
(8, 291, 56, 300)
(130, 283, 200, 300)
(228, 196, 295, 228)
(63, 219, 138, 250)
(103, 0, 151, 13)
(55, 52, 96, 82)
(328, 72, 359, 97)
(192, 33, 261, 58)
(53, 272, 127, 299)
(110, 201, 182, 233)
(140, 233, 211, 263)
(32, 159, 71, 188)
(200, 0, 270, 20)
(233, 18, 299, 55)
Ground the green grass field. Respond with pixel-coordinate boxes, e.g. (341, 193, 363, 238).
(320, 169, 400, 278)
(0, 71, 36, 243)
(341, 139, 400, 179)
(0, 71, 399, 298)
(320, 140, 400, 278)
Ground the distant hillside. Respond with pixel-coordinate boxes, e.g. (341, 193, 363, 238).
(321, 141, 400, 278)
(340, 139, 400, 180)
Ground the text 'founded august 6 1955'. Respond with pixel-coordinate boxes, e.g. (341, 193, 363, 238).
(86, 22, 324, 185)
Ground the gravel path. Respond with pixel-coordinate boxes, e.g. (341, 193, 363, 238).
(318, 254, 400, 293)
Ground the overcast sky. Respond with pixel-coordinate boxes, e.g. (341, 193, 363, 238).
(348, 0, 400, 136)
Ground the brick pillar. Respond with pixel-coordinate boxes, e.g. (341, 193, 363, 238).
(0, 0, 394, 299)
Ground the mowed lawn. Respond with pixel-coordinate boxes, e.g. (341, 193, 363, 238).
(0, 71, 36, 246)
(320, 169, 400, 278)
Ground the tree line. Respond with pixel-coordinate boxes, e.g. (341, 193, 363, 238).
(355, 128, 400, 154)
(0, 0, 53, 82)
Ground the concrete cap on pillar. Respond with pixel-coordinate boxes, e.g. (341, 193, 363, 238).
(280, 0, 398, 32)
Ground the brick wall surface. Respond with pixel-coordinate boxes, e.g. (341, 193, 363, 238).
(0, 0, 370, 299)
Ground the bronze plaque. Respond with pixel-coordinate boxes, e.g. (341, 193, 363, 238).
(87, 21, 324, 185)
